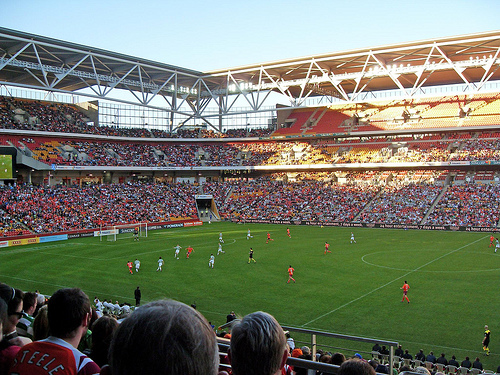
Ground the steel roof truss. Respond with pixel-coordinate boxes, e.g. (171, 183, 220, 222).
(0, 42, 31, 72)
(51, 54, 90, 89)
(370, 52, 409, 98)
(435, 44, 473, 89)
(261, 68, 295, 104)
(146, 73, 176, 106)
(475, 46, 500, 92)
(32, 44, 50, 87)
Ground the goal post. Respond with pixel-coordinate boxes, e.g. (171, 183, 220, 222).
(99, 222, 148, 242)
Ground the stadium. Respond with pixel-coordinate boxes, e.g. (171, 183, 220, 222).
(0, 25, 500, 374)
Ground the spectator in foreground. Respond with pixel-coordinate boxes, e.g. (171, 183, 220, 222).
(229, 311, 288, 375)
(103, 299, 220, 375)
(0, 284, 28, 374)
(89, 316, 119, 368)
(338, 359, 376, 375)
(16, 291, 37, 339)
(32, 304, 49, 341)
(9, 288, 100, 375)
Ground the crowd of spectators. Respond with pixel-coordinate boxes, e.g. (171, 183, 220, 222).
(0, 182, 198, 234)
(424, 183, 500, 227)
(7, 131, 500, 169)
(0, 96, 275, 140)
(2, 172, 500, 236)
(219, 178, 380, 222)
(359, 184, 442, 225)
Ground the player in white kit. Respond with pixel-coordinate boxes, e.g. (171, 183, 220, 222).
(217, 243, 225, 255)
(157, 256, 164, 271)
(174, 244, 181, 259)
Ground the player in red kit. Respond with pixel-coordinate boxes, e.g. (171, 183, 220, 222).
(127, 261, 133, 275)
(324, 242, 331, 254)
(489, 234, 495, 247)
(186, 246, 194, 259)
(266, 232, 274, 244)
(287, 265, 296, 283)
(401, 281, 410, 303)
(287, 228, 291, 238)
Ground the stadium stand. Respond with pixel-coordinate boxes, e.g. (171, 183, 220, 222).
(1, 92, 500, 237)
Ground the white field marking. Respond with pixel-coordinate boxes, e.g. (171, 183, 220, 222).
(0, 242, 88, 256)
(37, 238, 238, 261)
(301, 235, 488, 327)
(0, 274, 132, 301)
(361, 250, 500, 273)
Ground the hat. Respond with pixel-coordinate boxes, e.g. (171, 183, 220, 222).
(292, 348, 303, 357)
(354, 353, 362, 359)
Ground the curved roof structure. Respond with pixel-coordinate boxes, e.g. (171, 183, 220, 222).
(1, 27, 500, 116)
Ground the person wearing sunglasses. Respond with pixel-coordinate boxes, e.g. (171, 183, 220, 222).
(0, 283, 31, 374)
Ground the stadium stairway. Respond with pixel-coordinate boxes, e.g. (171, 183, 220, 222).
(420, 184, 449, 225)
(352, 187, 384, 222)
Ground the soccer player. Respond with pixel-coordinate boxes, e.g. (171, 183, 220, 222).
(483, 325, 491, 356)
(287, 227, 291, 238)
(401, 281, 410, 303)
(209, 254, 215, 268)
(324, 241, 331, 254)
(247, 228, 253, 240)
(127, 260, 133, 275)
(217, 243, 225, 255)
(157, 256, 164, 271)
(495, 238, 499, 253)
(219, 232, 224, 243)
(134, 258, 140, 273)
(350, 232, 356, 244)
(266, 232, 274, 244)
(134, 226, 139, 241)
(248, 248, 256, 263)
(489, 234, 495, 247)
(174, 244, 181, 259)
(186, 246, 194, 259)
(287, 265, 296, 284)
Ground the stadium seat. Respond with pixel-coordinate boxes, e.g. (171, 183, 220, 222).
(436, 363, 446, 372)
(371, 351, 381, 360)
(393, 356, 402, 367)
(471, 369, 483, 375)
(458, 366, 470, 375)
(425, 361, 435, 370)
(446, 365, 458, 374)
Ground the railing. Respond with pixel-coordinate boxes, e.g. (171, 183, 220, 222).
(217, 323, 399, 374)
(282, 325, 399, 375)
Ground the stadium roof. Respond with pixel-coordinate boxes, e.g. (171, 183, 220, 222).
(1, 27, 500, 116)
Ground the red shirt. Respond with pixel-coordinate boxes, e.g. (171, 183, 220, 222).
(187, 247, 193, 253)
(288, 267, 294, 276)
(9, 337, 100, 375)
(325, 243, 330, 250)
(127, 262, 133, 269)
(402, 283, 410, 292)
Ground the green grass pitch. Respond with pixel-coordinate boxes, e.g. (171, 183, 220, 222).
(1, 222, 498, 368)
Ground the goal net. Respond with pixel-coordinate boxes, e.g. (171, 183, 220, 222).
(100, 222, 148, 242)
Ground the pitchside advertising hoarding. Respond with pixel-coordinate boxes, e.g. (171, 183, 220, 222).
(0, 220, 203, 248)
(231, 218, 500, 232)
